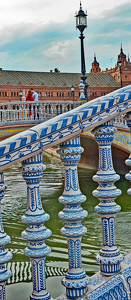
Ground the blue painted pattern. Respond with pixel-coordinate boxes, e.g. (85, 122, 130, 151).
(21, 153, 52, 300)
(58, 136, 90, 298)
(0, 173, 12, 300)
(92, 121, 123, 275)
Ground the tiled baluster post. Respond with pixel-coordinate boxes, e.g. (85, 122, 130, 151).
(92, 121, 123, 275)
(23, 103, 26, 121)
(6, 104, 10, 122)
(58, 103, 61, 114)
(0, 173, 12, 299)
(11, 104, 13, 121)
(43, 103, 46, 120)
(31, 103, 34, 120)
(47, 104, 49, 118)
(50, 104, 53, 118)
(125, 113, 131, 193)
(62, 104, 64, 114)
(2, 106, 5, 123)
(34, 103, 38, 120)
(27, 103, 29, 120)
(19, 103, 22, 121)
(58, 136, 90, 299)
(21, 153, 52, 300)
(54, 103, 57, 117)
(39, 104, 42, 120)
(15, 104, 18, 121)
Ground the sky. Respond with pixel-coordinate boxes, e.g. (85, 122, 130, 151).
(0, 0, 131, 73)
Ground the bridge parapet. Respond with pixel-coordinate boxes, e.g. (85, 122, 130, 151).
(0, 100, 79, 125)
(0, 86, 131, 300)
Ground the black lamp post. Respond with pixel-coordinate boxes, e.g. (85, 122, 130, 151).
(117, 60, 123, 88)
(19, 89, 22, 101)
(71, 85, 75, 101)
(75, 2, 88, 101)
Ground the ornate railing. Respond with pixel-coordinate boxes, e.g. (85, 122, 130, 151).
(0, 86, 131, 300)
(0, 101, 79, 125)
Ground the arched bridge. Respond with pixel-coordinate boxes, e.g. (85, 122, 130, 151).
(0, 86, 131, 300)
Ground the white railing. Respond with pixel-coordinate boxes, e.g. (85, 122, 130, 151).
(0, 86, 131, 300)
(0, 101, 79, 124)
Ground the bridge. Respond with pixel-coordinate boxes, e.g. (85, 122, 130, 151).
(0, 86, 131, 300)
(0, 100, 79, 139)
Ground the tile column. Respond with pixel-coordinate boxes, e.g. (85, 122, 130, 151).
(92, 121, 123, 275)
(21, 153, 53, 300)
(58, 136, 90, 299)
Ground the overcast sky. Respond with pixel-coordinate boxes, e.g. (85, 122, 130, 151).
(0, 0, 131, 73)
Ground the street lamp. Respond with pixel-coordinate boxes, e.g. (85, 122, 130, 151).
(19, 89, 22, 101)
(71, 85, 75, 101)
(75, 2, 88, 101)
(117, 59, 123, 88)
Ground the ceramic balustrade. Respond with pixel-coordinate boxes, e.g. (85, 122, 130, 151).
(0, 85, 130, 299)
(0, 101, 79, 125)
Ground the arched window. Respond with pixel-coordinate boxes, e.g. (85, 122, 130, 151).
(45, 92, 47, 97)
(11, 92, 13, 96)
(51, 92, 53, 97)
(59, 92, 61, 97)
(2, 92, 4, 96)
(62, 92, 64, 97)
(17, 92, 19, 96)
(5, 92, 7, 96)
(14, 92, 16, 96)
(0, 92, 1, 96)
(48, 92, 50, 97)
(57, 92, 59, 97)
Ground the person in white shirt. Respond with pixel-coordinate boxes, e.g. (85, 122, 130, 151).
(31, 88, 39, 119)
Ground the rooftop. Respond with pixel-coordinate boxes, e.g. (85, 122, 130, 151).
(0, 70, 119, 88)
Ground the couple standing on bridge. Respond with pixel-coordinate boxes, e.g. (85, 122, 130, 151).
(26, 88, 39, 119)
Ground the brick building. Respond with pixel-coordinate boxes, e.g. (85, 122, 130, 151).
(0, 69, 119, 103)
(91, 45, 131, 87)
(91, 53, 101, 73)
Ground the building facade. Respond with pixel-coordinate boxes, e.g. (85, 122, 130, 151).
(0, 69, 119, 103)
(91, 45, 131, 87)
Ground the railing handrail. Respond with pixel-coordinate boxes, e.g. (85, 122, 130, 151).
(0, 100, 77, 105)
(0, 85, 131, 171)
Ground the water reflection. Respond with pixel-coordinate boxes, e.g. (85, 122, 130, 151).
(2, 152, 131, 284)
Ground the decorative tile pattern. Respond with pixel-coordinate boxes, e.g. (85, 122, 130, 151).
(20, 153, 53, 300)
(92, 120, 123, 275)
(86, 274, 128, 300)
(0, 86, 131, 170)
(58, 136, 90, 298)
(0, 173, 12, 300)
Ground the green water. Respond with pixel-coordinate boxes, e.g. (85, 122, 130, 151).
(2, 152, 131, 282)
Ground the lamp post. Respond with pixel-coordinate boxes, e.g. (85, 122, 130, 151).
(75, 2, 88, 101)
(71, 84, 75, 101)
(19, 89, 22, 101)
(117, 59, 123, 88)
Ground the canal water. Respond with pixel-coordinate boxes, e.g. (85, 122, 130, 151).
(2, 152, 131, 289)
